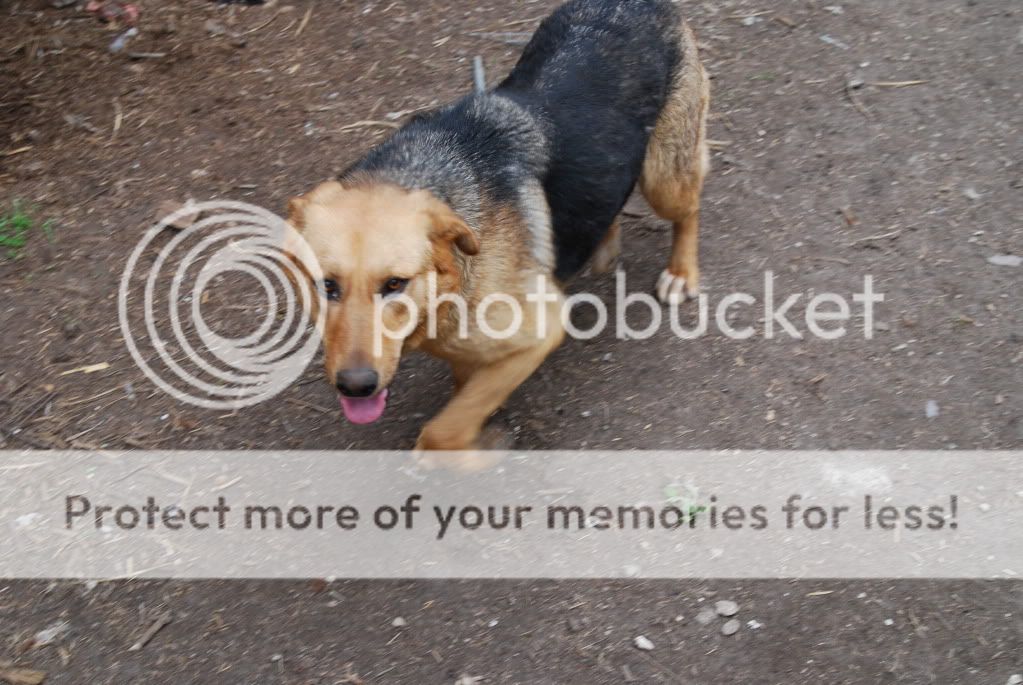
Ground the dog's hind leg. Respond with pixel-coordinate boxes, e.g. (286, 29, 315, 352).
(590, 218, 622, 275)
(640, 24, 710, 305)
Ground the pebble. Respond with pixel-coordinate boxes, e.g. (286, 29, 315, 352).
(925, 400, 940, 419)
(696, 608, 717, 626)
(721, 619, 741, 636)
(820, 34, 850, 50)
(715, 600, 739, 617)
(746, 619, 763, 630)
(988, 255, 1022, 267)
(633, 635, 654, 651)
(33, 621, 70, 647)
(205, 19, 228, 36)
(963, 186, 983, 201)
(567, 617, 587, 633)
(391, 616, 407, 628)
(155, 199, 200, 230)
(1006, 675, 1023, 685)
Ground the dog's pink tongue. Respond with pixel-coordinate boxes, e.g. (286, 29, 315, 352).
(339, 389, 389, 425)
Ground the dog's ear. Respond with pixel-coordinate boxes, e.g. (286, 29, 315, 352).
(281, 195, 318, 307)
(427, 203, 480, 256)
(286, 195, 308, 232)
(288, 181, 347, 231)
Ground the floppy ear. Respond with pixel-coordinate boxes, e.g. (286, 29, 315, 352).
(280, 194, 319, 316)
(286, 196, 308, 232)
(428, 204, 480, 256)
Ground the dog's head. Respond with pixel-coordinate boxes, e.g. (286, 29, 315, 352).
(285, 180, 479, 424)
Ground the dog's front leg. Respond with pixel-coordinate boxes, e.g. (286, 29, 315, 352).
(416, 314, 564, 451)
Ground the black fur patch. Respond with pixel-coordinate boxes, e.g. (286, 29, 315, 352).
(343, 0, 684, 281)
(499, 0, 682, 280)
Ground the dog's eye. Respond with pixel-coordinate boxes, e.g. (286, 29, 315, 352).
(322, 279, 341, 302)
(381, 277, 409, 296)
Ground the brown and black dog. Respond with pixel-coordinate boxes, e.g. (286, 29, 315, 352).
(287, 0, 709, 450)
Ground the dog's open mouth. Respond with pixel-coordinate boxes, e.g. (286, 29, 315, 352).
(339, 389, 389, 425)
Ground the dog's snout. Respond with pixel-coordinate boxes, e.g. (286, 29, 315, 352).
(336, 368, 379, 397)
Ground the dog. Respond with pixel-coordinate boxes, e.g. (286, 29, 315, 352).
(286, 0, 710, 450)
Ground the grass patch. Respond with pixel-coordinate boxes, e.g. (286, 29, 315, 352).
(0, 201, 53, 258)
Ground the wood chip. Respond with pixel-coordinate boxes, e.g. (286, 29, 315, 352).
(295, 7, 313, 36)
(867, 80, 929, 88)
(338, 120, 400, 133)
(57, 362, 110, 377)
(0, 665, 47, 685)
(128, 611, 172, 652)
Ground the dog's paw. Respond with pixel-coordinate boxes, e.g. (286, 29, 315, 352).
(412, 423, 508, 472)
(656, 269, 699, 304)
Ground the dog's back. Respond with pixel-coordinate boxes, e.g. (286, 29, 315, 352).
(497, 0, 685, 280)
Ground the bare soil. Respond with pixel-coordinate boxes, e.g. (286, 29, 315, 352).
(0, 0, 1020, 682)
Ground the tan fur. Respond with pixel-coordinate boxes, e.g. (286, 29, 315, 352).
(638, 22, 710, 302)
(591, 218, 621, 275)
(289, 182, 565, 451)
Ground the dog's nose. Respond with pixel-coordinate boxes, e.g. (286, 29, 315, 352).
(336, 368, 379, 397)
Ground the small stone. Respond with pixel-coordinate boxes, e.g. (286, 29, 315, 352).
(721, 619, 741, 636)
(746, 619, 763, 630)
(33, 621, 70, 647)
(155, 199, 200, 230)
(567, 617, 587, 633)
(391, 616, 407, 628)
(963, 186, 982, 201)
(696, 608, 717, 626)
(1006, 675, 1023, 685)
(715, 600, 739, 617)
(633, 635, 654, 651)
(205, 19, 228, 36)
(925, 400, 940, 419)
(883, 618, 895, 626)
(50, 343, 72, 364)
(988, 255, 1022, 267)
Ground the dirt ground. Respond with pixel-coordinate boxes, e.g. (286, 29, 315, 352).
(1, 0, 1021, 682)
